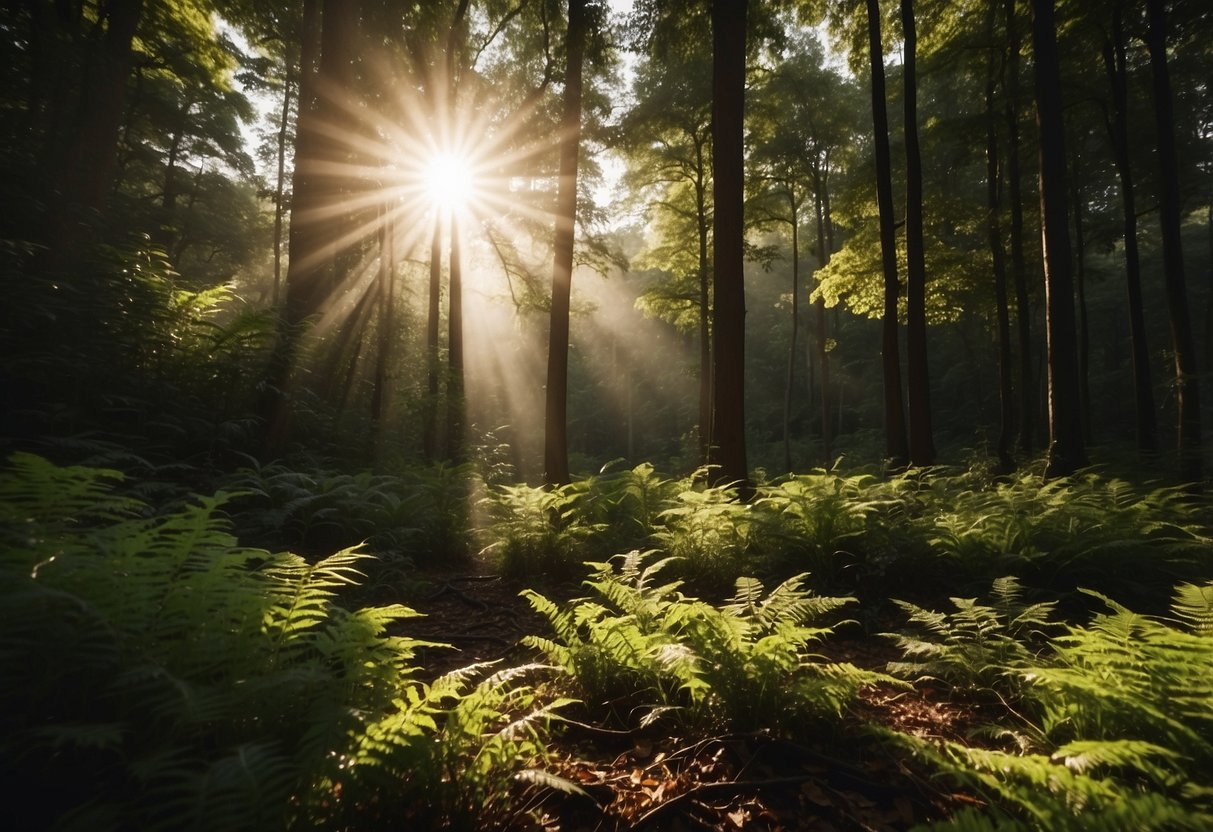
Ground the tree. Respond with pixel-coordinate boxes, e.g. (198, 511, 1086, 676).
(1030, 0, 1086, 478)
(984, 2, 1015, 471)
(749, 35, 855, 470)
(1005, 0, 1036, 456)
(900, 0, 935, 466)
(544, 0, 589, 486)
(39, 0, 145, 269)
(707, 0, 750, 489)
(1145, 0, 1203, 482)
(263, 0, 358, 453)
(620, 50, 714, 464)
(1101, 0, 1157, 454)
(864, 0, 910, 467)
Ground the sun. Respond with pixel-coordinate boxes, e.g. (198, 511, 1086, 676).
(424, 151, 475, 213)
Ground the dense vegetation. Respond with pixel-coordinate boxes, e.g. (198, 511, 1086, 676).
(1, 0, 1211, 829)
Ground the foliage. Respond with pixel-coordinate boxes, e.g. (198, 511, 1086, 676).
(910, 471, 1212, 597)
(479, 480, 606, 577)
(223, 457, 477, 573)
(0, 453, 554, 830)
(756, 471, 884, 583)
(653, 480, 765, 591)
(522, 550, 889, 733)
(890, 583, 1213, 831)
(886, 576, 1059, 695)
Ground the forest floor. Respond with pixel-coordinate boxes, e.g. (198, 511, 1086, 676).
(402, 566, 995, 831)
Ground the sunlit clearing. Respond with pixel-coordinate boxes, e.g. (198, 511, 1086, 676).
(425, 152, 474, 213)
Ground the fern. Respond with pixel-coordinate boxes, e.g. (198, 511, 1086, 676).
(889, 583, 1213, 830)
(886, 576, 1059, 695)
(523, 550, 891, 734)
(0, 454, 547, 830)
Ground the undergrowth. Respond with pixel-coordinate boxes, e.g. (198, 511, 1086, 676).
(522, 550, 891, 733)
(0, 453, 555, 831)
(886, 580, 1213, 830)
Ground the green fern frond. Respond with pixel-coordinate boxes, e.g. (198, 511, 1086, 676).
(1172, 582, 1213, 635)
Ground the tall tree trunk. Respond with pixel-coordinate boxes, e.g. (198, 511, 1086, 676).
(985, 5, 1015, 472)
(263, 0, 356, 455)
(272, 62, 294, 307)
(1005, 0, 1035, 456)
(1102, 1, 1157, 454)
(425, 215, 443, 461)
(901, 0, 934, 466)
(371, 205, 395, 435)
(696, 144, 712, 466)
(41, 0, 144, 268)
(709, 0, 750, 492)
(865, 0, 910, 467)
(543, 0, 587, 486)
(784, 196, 799, 474)
(813, 159, 833, 462)
(447, 214, 465, 461)
(1031, 0, 1087, 478)
(1145, 0, 1202, 482)
(262, 0, 320, 452)
(1069, 143, 1092, 442)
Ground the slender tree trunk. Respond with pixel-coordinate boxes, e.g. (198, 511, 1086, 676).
(696, 155, 712, 466)
(543, 0, 587, 486)
(261, 0, 320, 453)
(41, 0, 144, 267)
(865, 0, 910, 467)
(371, 205, 395, 433)
(1031, 0, 1087, 478)
(159, 108, 189, 248)
(784, 197, 799, 473)
(272, 63, 294, 307)
(709, 0, 750, 492)
(1069, 143, 1092, 442)
(1146, 0, 1202, 482)
(1103, 2, 1157, 453)
(1006, 0, 1035, 456)
(902, 0, 934, 466)
(813, 160, 833, 462)
(425, 215, 443, 460)
(985, 6, 1015, 472)
(447, 214, 465, 461)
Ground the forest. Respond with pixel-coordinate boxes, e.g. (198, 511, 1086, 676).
(1, 0, 1212, 829)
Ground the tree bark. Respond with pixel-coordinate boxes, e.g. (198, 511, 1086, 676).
(784, 195, 799, 474)
(813, 158, 833, 462)
(865, 0, 909, 468)
(696, 139, 712, 466)
(1145, 0, 1202, 483)
(41, 0, 144, 267)
(272, 60, 295, 307)
(985, 4, 1015, 472)
(901, 0, 934, 466)
(543, 0, 587, 486)
(708, 0, 750, 492)
(263, 0, 356, 455)
(371, 204, 395, 435)
(1005, 0, 1035, 456)
(1069, 141, 1092, 442)
(1031, 0, 1087, 478)
(425, 215, 443, 461)
(447, 214, 465, 462)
